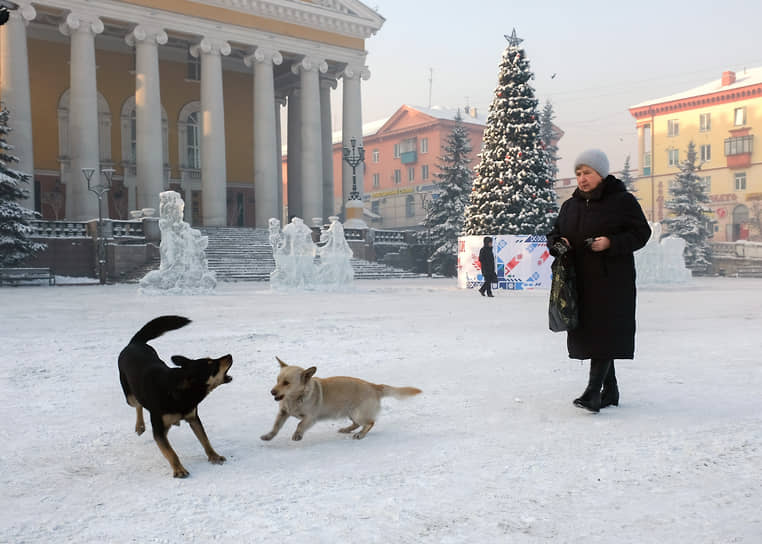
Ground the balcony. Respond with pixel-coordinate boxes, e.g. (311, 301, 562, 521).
(400, 150, 417, 164)
(725, 135, 753, 169)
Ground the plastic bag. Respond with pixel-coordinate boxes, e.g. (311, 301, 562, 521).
(548, 254, 579, 332)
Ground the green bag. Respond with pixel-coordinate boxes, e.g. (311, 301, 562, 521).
(548, 254, 579, 332)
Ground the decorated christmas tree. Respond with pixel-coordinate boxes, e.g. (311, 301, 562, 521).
(0, 106, 45, 267)
(620, 154, 637, 193)
(422, 112, 473, 276)
(663, 141, 713, 271)
(463, 29, 557, 236)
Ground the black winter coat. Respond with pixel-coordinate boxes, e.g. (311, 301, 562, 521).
(547, 176, 651, 360)
(479, 246, 497, 283)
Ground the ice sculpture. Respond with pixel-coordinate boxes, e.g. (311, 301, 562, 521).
(268, 216, 317, 289)
(634, 222, 692, 285)
(317, 216, 354, 289)
(139, 191, 216, 295)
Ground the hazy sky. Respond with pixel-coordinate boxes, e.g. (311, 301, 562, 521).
(357, 0, 762, 177)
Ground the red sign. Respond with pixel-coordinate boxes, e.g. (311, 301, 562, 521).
(711, 194, 737, 203)
(716, 208, 727, 219)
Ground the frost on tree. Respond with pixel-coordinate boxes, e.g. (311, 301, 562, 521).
(620, 155, 637, 193)
(421, 112, 473, 277)
(139, 191, 216, 295)
(662, 141, 714, 271)
(539, 100, 560, 192)
(463, 29, 557, 236)
(0, 106, 46, 267)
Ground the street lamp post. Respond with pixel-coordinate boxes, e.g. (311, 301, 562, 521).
(418, 191, 433, 277)
(83, 167, 114, 284)
(342, 136, 364, 202)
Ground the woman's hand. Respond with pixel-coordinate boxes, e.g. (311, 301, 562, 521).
(590, 236, 610, 252)
(561, 237, 570, 246)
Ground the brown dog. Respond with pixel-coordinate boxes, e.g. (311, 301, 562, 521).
(261, 357, 421, 441)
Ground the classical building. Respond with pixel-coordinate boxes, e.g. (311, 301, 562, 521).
(0, 0, 384, 227)
(629, 68, 762, 241)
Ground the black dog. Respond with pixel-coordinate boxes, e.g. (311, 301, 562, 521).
(118, 316, 233, 478)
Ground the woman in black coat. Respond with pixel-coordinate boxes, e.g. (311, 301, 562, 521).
(547, 149, 651, 412)
(478, 236, 496, 297)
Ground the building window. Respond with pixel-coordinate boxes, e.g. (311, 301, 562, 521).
(393, 169, 401, 184)
(187, 111, 201, 169)
(668, 149, 679, 166)
(422, 164, 429, 180)
(421, 137, 429, 154)
(372, 173, 380, 188)
(401, 138, 417, 154)
(405, 194, 415, 217)
(700, 144, 711, 162)
(393, 144, 400, 159)
(700, 113, 711, 132)
(724, 135, 753, 156)
(734, 107, 746, 126)
(371, 200, 380, 215)
(668, 119, 679, 137)
(735, 172, 747, 191)
(120, 96, 169, 169)
(700, 176, 711, 192)
(408, 166, 415, 182)
(187, 51, 201, 81)
(372, 149, 380, 163)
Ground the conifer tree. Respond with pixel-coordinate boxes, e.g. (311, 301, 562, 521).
(663, 141, 713, 271)
(0, 106, 46, 266)
(539, 100, 560, 186)
(422, 112, 473, 276)
(620, 154, 637, 193)
(463, 29, 557, 235)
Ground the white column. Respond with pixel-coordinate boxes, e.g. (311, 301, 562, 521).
(59, 12, 104, 220)
(286, 87, 301, 220)
(244, 47, 282, 228)
(340, 64, 370, 219)
(126, 25, 167, 212)
(190, 38, 230, 226)
(0, 2, 36, 210)
(320, 78, 336, 221)
(275, 97, 285, 223)
(292, 57, 327, 225)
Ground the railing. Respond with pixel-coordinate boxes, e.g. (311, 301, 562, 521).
(344, 228, 366, 241)
(31, 220, 88, 238)
(373, 229, 407, 245)
(112, 220, 145, 237)
(711, 241, 762, 259)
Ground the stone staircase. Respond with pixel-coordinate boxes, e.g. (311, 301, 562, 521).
(200, 227, 423, 282)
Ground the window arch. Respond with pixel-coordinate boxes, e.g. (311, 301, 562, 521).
(178, 101, 202, 170)
(119, 96, 169, 169)
(57, 89, 112, 162)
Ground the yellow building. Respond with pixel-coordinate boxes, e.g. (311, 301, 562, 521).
(629, 68, 762, 242)
(0, 0, 384, 227)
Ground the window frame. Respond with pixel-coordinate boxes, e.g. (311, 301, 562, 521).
(667, 119, 679, 137)
(420, 137, 429, 154)
(734, 107, 746, 126)
(735, 172, 747, 191)
(668, 148, 679, 166)
(393, 169, 401, 184)
(700, 144, 711, 162)
(699, 113, 711, 132)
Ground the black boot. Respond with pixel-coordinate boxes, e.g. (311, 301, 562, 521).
(478, 284, 486, 296)
(573, 359, 611, 413)
(600, 361, 619, 408)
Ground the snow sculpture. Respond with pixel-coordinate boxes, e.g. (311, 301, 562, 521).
(139, 191, 216, 295)
(317, 216, 354, 289)
(268, 216, 317, 289)
(634, 222, 692, 285)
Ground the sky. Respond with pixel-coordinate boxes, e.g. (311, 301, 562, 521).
(356, 0, 762, 177)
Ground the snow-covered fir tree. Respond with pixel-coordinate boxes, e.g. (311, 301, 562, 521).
(620, 154, 637, 193)
(0, 106, 46, 266)
(539, 100, 560, 186)
(421, 111, 473, 276)
(662, 141, 714, 271)
(463, 29, 557, 235)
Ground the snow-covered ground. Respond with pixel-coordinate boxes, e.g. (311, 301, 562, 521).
(1, 278, 761, 542)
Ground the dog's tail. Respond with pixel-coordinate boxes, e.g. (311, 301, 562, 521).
(129, 315, 191, 345)
(377, 384, 422, 399)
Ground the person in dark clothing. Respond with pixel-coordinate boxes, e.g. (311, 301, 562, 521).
(478, 237, 497, 297)
(547, 149, 651, 412)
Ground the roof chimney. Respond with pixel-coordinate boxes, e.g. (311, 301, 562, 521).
(722, 70, 736, 86)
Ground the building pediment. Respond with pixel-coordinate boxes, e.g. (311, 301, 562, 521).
(189, 0, 385, 39)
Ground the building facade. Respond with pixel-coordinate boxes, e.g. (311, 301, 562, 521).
(0, 0, 383, 227)
(629, 69, 762, 242)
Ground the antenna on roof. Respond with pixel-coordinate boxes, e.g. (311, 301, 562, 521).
(427, 68, 433, 109)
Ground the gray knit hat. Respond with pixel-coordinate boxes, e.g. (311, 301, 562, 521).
(574, 149, 610, 178)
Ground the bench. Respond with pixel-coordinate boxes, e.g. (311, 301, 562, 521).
(0, 267, 56, 286)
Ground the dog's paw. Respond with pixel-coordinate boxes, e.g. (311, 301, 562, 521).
(208, 454, 226, 465)
(173, 466, 190, 478)
(352, 433, 365, 440)
(291, 431, 303, 441)
(260, 433, 275, 441)
(135, 423, 145, 436)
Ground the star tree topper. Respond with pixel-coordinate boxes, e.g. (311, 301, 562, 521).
(504, 28, 523, 47)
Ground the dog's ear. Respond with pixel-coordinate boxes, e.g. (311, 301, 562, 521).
(301, 366, 317, 383)
(276, 356, 287, 368)
(171, 355, 193, 367)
